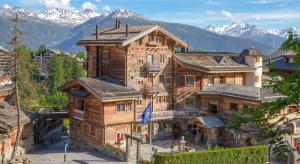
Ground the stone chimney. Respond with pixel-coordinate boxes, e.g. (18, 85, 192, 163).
(115, 19, 121, 29)
(96, 25, 100, 40)
(126, 24, 129, 37)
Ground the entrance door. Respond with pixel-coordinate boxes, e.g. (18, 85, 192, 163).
(147, 54, 154, 64)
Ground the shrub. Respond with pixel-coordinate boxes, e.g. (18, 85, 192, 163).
(154, 145, 268, 164)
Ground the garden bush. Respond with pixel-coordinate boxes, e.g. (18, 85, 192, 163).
(154, 145, 268, 164)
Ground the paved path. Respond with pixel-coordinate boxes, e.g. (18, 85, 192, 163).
(27, 141, 125, 164)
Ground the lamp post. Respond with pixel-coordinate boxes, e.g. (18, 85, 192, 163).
(61, 128, 70, 162)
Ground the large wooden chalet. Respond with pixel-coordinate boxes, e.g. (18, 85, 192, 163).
(61, 19, 284, 149)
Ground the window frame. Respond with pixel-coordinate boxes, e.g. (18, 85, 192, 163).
(208, 75, 214, 85)
(230, 103, 238, 111)
(116, 103, 126, 112)
(208, 101, 218, 114)
(184, 97, 195, 109)
(185, 75, 195, 87)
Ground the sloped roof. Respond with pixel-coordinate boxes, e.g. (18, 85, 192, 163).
(240, 47, 264, 57)
(174, 52, 252, 73)
(198, 84, 284, 102)
(61, 77, 142, 101)
(78, 25, 188, 47)
(0, 101, 30, 132)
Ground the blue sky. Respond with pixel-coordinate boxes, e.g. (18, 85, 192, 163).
(1, 0, 300, 29)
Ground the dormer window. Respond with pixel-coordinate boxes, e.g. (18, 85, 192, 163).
(286, 57, 293, 63)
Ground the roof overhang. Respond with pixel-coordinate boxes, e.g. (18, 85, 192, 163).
(174, 56, 254, 73)
(60, 79, 141, 102)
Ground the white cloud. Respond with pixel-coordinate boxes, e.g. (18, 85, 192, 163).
(38, 0, 72, 9)
(81, 2, 97, 11)
(3, 4, 11, 9)
(221, 10, 233, 19)
(102, 5, 111, 12)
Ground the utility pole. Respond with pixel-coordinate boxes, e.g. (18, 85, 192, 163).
(9, 14, 24, 160)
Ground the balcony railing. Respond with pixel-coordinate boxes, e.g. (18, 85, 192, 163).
(136, 110, 203, 121)
(142, 84, 160, 96)
(145, 62, 160, 73)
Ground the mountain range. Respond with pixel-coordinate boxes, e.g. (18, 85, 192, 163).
(0, 7, 297, 55)
(206, 23, 300, 50)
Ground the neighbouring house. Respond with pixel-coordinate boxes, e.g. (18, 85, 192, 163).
(0, 101, 33, 162)
(264, 50, 296, 74)
(33, 48, 74, 76)
(60, 19, 295, 150)
(0, 46, 13, 73)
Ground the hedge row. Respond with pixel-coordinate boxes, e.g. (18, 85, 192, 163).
(154, 145, 268, 164)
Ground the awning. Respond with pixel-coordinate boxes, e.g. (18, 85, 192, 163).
(195, 116, 225, 128)
(69, 90, 89, 98)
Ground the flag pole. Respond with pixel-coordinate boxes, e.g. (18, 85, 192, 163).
(150, 95, 153, 160)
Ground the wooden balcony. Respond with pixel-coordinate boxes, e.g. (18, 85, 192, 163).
(136, 110, 203, 122)
(147, 41, 159, 46)
(145, 63, 160, 74)
(142, 84, 160, 96)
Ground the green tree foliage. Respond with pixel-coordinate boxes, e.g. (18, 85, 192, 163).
(17, 45, 39, 108)
(35, 45, 46, 57)
(228, 33, 300, 160)
(154, 145, 268, 164)
(40, 54, 85, 107)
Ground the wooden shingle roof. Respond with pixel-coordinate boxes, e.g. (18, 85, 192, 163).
(77, 25, 188, 47)
(174, 52, 253, 73)
(61, 77, 142, 101)
(198, 84, 284, 102)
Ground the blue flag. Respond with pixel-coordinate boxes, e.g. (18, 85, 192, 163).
(142, 102, 152, 124)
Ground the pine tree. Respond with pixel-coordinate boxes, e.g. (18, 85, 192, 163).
(9, 14, 23, 160)
(229, 33, 300, 161)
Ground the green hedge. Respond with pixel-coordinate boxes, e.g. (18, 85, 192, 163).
(154, 145, 268, 164)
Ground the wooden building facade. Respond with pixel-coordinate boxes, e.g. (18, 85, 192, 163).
(61, 19, 282, 149)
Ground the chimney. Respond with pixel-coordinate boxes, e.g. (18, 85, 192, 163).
(115, 19, 121, 29)
(96, 25, 100, 40)
(126, 24, 129, 37)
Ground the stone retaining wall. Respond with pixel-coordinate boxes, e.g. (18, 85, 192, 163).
(100, 144, 126, 161)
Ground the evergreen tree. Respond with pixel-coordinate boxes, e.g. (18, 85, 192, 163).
(229, 33, 300, 161)
(47, 55, 64, 94)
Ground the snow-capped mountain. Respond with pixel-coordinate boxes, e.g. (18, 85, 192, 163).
(206, 23, 300, 38)
(206, 23, 267, 37)
(0, 7, 100, 26)
(108, 9, 144, 19)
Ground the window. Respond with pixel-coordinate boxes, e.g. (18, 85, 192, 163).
(209, 101, 218, 114)
(208, 75, 214, 85)
(127, 103, 132, 111)
(255, 56, 260, 62)
(160, 54, 165, 63)
(138, 60, 144, 64)
(137, 99, 143, 106)
(131, 54, 134, 58)
(185, 75, 195, 86)
(255, 76, 260, 82)
(184, 97, 195, 108)
(147, 54, 154, 63)
(74, 98, 84, 110)
(220, 75, 225, 84)
(166, 77, 171, 84)
(91, 125, 95, 136)
(230, 103, 238, 111)
(116, 132, 124, 141)
(84, 125, 89, 136)
(117, 103, 126, 112)
(159, 75, 165, 83)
